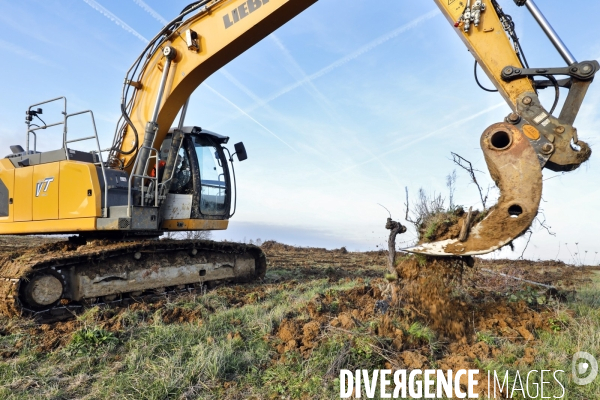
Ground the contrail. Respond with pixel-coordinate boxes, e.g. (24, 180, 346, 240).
(220, 70, 264, 105)
(132, 0, 168, 25)
(82, 0, 149, 43)
(270, 34, 339, 121)
(213, 8, 441, 125)
(270, 33, 404, 187)
(0, 39, 56, 67)
(254, 9, 441, 112)
(219, 69, 345, 169)
(332, 102, 506, 176)
(204, 84, 298, 153)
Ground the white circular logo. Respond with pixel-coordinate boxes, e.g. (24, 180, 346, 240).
(572, 352, 598, 386)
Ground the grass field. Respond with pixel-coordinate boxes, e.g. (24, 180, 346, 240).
(1, 242, 599, 399)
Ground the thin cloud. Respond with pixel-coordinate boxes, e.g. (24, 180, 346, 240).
(204, 84, 298, 153)
(0, 39, 57, 67)
(0, 12, 59, 47)
(253, 9, 441, 112)
(270, 33, 404, 187)
(82, 0, 149, 43)
(132, 0, 168, 25)
(213, 8, 441, 126)
(220, 70, 264, 105)
(332, 102, 506, 176)
(219, 69, 343, 170)
(270, 34, 339, 121)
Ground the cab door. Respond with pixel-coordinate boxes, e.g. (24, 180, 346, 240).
(166, 134, 231, 219)
(192, 135, 230, 217)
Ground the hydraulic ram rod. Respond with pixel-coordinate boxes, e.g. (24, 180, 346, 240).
(518, 0, 577, 65)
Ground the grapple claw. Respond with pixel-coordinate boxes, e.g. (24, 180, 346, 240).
(404, 122, 542, 256)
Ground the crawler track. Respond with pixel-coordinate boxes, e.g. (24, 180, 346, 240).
(0, 239, 266, 323)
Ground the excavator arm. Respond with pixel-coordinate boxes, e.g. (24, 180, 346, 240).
(439, 0, 535, 107)
(405, 0, 597, 255)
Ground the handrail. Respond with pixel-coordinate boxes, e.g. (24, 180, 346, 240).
(23, 97, 109, 218)
(127, 145, 160, 217)
(64, 110, 108, 218)
(28, 121, 64, 132)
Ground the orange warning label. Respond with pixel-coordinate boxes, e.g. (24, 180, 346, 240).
(522, 124, 540, 140)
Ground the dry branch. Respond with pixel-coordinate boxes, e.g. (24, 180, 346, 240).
(451, 152, 489, 211)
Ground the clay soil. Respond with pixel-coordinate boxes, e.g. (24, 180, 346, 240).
(0, 237, 598, 398)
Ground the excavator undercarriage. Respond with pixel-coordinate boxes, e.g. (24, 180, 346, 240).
(0, 238, 266, 323)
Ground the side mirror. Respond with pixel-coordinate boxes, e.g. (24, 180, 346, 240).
(234, 142, 247, 162)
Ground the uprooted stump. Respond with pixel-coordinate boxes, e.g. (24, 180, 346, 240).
(417, 207, 484, 244)
(383, 218, 407, 307)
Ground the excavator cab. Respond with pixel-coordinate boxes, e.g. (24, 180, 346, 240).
(158, 126, 245, 229)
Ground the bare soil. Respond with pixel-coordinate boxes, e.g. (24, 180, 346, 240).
(264, 244, 594, 397)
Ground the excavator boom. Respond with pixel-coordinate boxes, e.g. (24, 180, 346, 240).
(110, 0, 317, 173)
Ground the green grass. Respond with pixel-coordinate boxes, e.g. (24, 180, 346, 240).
(67, 327, 118, 356)
(479, 271, 600, 399)
(407, 322, 439, 351)
(424, 221, 439, 242)
(0, 273, 359, 399)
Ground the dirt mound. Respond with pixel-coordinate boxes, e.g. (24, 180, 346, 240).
(261, 240, 299, 252)
(268, 252, 589, 397)
(274, 283, 383, 357)
(395, 256, 561, 343)
(395, 256, 470, 339)
(261, 240, 350, 255)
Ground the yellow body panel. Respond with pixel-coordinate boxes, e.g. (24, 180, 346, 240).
(0, 169, 14, 223)
(434, 0, 535, 108)
(14, 167, 33, 222)
(0, 217, 97, 234)
(162, 219, 229, 231)
(32, 163, 60, 220)
(7, 160, 103, 227)
(59, 161, 102, 219)
(0, 159, 15, 171)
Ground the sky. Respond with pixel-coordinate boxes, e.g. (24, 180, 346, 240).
(1, 0, 600, 264)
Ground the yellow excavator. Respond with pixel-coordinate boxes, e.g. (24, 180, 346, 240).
(0, 0, 596, 321)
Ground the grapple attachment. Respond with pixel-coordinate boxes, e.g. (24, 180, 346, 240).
(405, 122, 543, 256)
